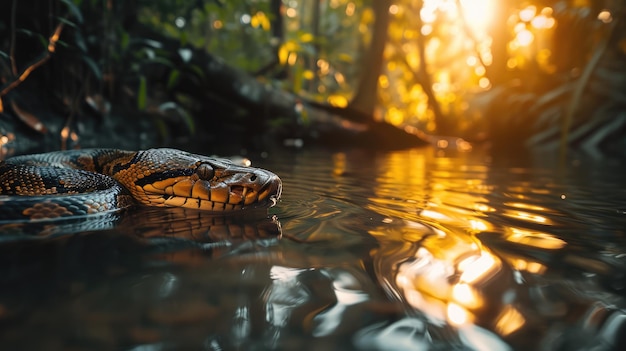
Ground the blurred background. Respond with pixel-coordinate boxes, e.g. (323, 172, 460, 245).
(1, 0, 624, 156)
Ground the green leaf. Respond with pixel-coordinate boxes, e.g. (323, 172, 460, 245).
(137, 76, 147, 110)
(189, 65, 206, 80)
(16, 29, 47, 49)
(159, 102, 195, 134)
(120, 32, 130, 51)
(73, 31, 88, 52)
(56, 40, 70, 49)
(82, 55, 102, 80)
(180, 31, 189, 47)
(60, 0, 84, 23)
(55, 17, 78, 28)
(167, 69, 180, 90)
(140, 39, 164, 49)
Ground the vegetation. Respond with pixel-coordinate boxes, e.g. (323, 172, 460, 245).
(0, 0, 624, 154)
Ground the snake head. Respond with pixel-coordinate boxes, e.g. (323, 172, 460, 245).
(110, 149, 282, 212)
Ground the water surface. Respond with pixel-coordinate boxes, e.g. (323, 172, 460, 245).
(1, 146, 625, 350)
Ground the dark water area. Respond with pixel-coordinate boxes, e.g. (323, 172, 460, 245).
(1, 146, 625, 350)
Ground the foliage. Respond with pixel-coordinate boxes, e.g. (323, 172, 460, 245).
(138, 0, 368, 104)
(362, 0, 625, 153)
(0, 0, 196, 145)
(1, 0, 624, 153)
(475, 1, 626, 152)
(280, 0, 368, 101)
(136, 0, 625, 152)
(139, 0, 275, 72)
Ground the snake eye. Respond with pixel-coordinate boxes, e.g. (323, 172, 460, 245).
(196, 163, 214, 180)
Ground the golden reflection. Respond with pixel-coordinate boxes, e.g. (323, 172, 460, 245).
(332, 152, 347, 176)
(473, 203, 495, 212)
(494, 305, 525, 336)
(458, 252, 499, 284)
(469, 219, 489, 232)
(368, 148, 495, 236)
(393, 226, 501, 326)
(506, 227, 566, 250)
(447, 302, 472, 325)
(510, 257, 547, 274)
(451, 283, 482, 309)
(503, 209, 550, 225)
(504, 201, 547, 212)
(368, 149, 508, 328)
(420, 209, 449, 221)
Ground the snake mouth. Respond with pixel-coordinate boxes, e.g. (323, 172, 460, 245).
(138, 170, 282, 212)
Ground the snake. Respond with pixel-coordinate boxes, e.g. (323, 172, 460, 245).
(0, 148, 282, 221)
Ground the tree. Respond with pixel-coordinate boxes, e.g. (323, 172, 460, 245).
(349, 0, 390, 118)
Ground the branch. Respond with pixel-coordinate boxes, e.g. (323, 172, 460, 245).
(0, 22, 65, 97)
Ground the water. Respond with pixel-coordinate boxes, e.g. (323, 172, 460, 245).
(1, 146, 625, 350)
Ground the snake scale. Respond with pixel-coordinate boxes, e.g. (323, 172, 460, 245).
(0, 148, 282, 221)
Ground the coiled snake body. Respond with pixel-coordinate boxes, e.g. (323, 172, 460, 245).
(0, 148, 282, 221)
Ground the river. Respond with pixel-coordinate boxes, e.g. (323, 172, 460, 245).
(1, 145, 624, 350)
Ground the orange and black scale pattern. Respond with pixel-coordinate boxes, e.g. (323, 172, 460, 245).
(0, 148, 282, 221)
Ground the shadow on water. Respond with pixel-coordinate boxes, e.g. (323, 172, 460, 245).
(1, 146, 625, 350)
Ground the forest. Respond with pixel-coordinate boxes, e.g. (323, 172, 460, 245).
(0, 0, 624, 156)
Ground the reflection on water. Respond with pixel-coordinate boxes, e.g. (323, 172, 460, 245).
(1, 147, 625, 350)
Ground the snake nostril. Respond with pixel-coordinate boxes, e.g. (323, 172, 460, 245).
(196, 163, 215, 180)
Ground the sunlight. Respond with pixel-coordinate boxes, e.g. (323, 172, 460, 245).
(598, 10, 612, 23)
(469, 219, 489, 232)
(515, 29, 534, 46)
(448, 302, 472, 325)
(458, 252, 499, 284)
(504, 210, 549, 224)
(519, 5, 536, 22)
(494, 305, 526, 336)
(346, 2, 356, 16)
(506, 227, 566, 250)
(451, 283, 482, 309)
(511, 258, 547, 274)
(459, 0, 497, 32)
(420, 0, 496, 33)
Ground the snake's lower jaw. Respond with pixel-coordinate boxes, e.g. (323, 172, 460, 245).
(140, 171, 282, 212)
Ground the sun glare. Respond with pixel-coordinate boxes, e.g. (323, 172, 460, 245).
(421, 0, 496, 33)
(459, 0, 496, 32)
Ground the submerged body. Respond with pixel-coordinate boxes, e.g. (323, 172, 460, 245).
(0, 148, 282, 221)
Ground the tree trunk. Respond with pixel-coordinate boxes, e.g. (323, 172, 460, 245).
(348, 0, 390, 118)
